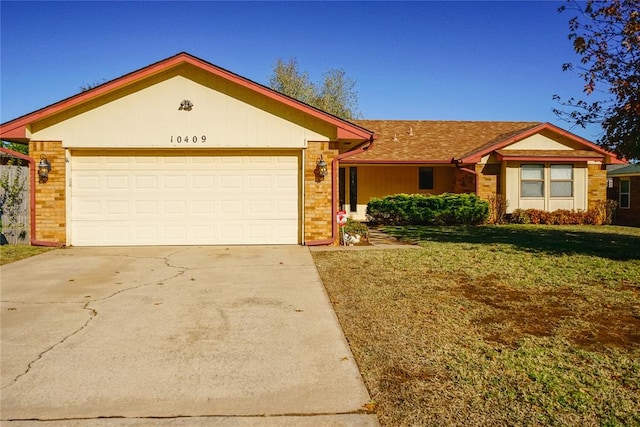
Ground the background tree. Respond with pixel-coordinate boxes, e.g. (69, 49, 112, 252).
(268, 58, 360, 120)
(553, 0, 639, 160)
(268, 58, 316, 106)
(1, 141, 28, 155)
(79, 78, 107, 92)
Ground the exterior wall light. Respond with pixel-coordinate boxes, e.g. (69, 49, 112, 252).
(316, 155, 328, 178)
(38, 154, 51, 183)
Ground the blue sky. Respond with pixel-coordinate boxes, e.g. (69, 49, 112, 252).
(1, 1, 599, 140)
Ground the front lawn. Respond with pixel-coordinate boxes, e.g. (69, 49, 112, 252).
(0, 245, 55, 265)
(312, 225, 640, 426)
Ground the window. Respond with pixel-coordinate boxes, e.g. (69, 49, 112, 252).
(419, 167, 434, 190)
(550, 164, 573, 197)
(620, 179, 630, 209)
(521, 164, 544, 197)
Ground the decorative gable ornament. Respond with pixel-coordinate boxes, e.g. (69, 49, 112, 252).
(178, 99, 193, 111)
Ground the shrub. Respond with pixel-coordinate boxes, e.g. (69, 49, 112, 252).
(510, 209, 531, 224)
(507, 202, 618, 226)
(487, 193, 509, 224)
(590, 200, 617, 225)
(343, 218, 368, 237)
(366, 193, 489, 226)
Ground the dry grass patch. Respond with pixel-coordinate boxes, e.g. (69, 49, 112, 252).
(0, 245, 55, 265)
(313, 225, 640, 426)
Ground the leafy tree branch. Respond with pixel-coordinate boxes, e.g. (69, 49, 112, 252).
(554, 0, 639, 160)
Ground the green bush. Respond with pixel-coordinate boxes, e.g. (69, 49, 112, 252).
(366, 193, 489, 226)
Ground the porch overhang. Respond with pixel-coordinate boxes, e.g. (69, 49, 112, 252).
(343, 158, 454, 165)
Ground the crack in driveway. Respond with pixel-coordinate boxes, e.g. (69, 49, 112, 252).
(2, 249, 189, 389)
(1, 246, 375, 423)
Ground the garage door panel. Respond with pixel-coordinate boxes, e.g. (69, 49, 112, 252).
(136, 200, 158, 215)
(71, 152, 299, 246)
(193, 175, 215, 188)
(106, 175, 129, 189)
(164, 175, 187, 189)
(106, 200, 129, 215)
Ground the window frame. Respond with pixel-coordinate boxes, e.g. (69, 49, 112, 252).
(520, 164, 545, 198)
(550, 164, 573, 198)
(620, 178, 630, 209)
(418, 167, 434, 190)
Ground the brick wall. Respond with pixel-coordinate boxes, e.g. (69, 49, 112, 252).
(587, 163, 607, 210)
(610, 176, 640, 226)
(304, 141, 337, 243)
(475, 163, 501, 200)
(29, 141, 66, 244)
(452, 167, 476, 194)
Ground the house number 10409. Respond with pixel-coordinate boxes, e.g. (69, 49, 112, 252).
(171, 135, 207, 143)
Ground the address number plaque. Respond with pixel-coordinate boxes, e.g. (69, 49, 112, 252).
(170, 135, 207, 144)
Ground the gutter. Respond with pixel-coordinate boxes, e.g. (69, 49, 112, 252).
(0, 147, 60, 247)
(306, 137, 375, 246)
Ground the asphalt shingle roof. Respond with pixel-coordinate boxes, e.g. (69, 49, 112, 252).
(607, 163, 640, 176)
(350, 120, 542, 162)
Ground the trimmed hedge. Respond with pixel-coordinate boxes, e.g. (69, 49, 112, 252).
(366, 193, 489, 226)
(509, 200, 617, 226)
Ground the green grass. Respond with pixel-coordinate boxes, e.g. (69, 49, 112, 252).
(313, 225, 640, 426)
(0, 245, 55, 265)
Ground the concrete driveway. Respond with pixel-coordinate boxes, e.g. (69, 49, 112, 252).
(1, 246, 378, 426)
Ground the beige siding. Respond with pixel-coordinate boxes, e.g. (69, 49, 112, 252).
(502, 133, 582, 150)
(32, 74, 329, 149)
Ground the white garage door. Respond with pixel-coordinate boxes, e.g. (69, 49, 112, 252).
(70, 151, 300, 246)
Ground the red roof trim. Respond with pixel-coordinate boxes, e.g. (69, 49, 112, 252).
(1, 52, 374, 142)
(497, 155, 604, 162)
(459, 122, 624, 164)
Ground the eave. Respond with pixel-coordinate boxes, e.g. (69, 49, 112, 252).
(343, 158, 454, 165)
(459, 122, 625, 165)
(495, 149, 605, 163)
(0, 52, 374, 144)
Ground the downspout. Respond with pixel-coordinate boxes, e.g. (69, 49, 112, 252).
(306, 137, 375, 246)
(0, 147, 60, 247)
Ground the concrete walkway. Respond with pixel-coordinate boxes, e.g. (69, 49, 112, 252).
(0, 246, 378, 426)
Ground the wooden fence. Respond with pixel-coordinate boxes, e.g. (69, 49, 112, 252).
(0, 158, 30, 245)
